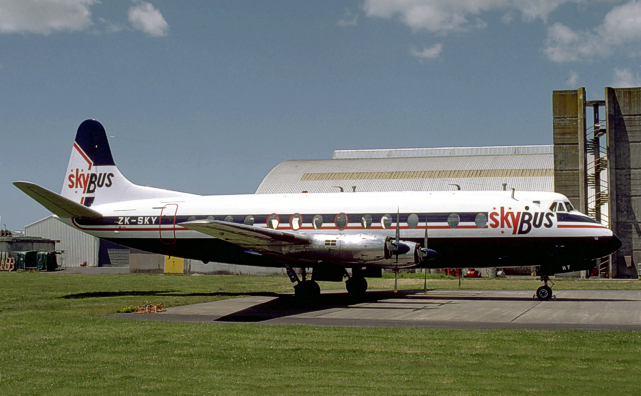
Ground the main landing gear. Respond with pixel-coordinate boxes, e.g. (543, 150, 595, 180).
(345, 271, 368, 298)
(285, 265, 321, 303)
(535, 274, 554, 301)
(285, 265, 370, 303)
(294, 280, 321, 301)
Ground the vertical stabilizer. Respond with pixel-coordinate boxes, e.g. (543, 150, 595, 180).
(62, 120, 190, 207)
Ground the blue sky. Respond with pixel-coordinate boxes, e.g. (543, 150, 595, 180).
(2, 0, 641, 230)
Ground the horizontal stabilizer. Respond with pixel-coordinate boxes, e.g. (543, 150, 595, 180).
(14, 181, 102, 219)
(180, 219, 310, 249)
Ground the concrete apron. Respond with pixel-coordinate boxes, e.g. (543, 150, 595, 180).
(113, 289, 641, 331)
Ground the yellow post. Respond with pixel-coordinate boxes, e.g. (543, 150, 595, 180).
(164, 256, 183, 274)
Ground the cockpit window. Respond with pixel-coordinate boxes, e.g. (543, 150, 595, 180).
(549, 202, 557, 212)
(565, 202, 574, 211)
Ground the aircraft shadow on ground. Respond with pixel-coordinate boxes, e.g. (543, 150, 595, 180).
(214, 290, 635, 323)
(214, 290, 404, 323)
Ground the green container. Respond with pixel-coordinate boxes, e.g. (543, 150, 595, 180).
(36, 252, 57, 271)
(14, 251, 26, 271)
(24, 251, 37, 269)
(14, 251, 37, 270)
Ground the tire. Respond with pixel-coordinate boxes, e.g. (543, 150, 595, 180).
(536, 285, 552, 301)
(295, 281, 321, 303)
(346, 277, 368, 297)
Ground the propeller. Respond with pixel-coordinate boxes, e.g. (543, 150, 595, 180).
(385, 209, 435, 294)
(389, 209, 409, 293)
(394, 209, 400, 293)
(423, 215, 428, 294)
(417, 214, 438, 294)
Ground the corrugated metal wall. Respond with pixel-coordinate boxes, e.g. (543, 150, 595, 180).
(25, 216, 98, 267)
(333, 145, 554, 159)
(256, 146, 554, 194)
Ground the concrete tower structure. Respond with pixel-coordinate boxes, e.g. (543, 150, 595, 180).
(553, 87, 641, 278)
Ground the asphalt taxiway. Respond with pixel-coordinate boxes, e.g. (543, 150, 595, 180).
(114, 289, 641, 331)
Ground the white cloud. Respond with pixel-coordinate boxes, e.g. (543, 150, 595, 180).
(512, 0, 575, 23)
(0, 0, 97, 35)
(338, 8, 358, 27)
(611, 68, 641, 87)
(501, 11, 514, 24)
(410, 43, 443, 59)
(363, 0, 506, 34)
(567, 70, 579, 86)
(543, 1, 641, 62)
(362, 0, 580, 34)
(98, 17, 124, 33)
(128, 1, 168, 37)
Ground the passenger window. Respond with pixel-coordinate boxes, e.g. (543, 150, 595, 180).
(475, 213, 487, 228)
(290, 214, 302, 230)
(224, 215, 234, 222)
(244, 215, 255, 226)
(407, 214, 419, 229)
(549, 202, 557, 212)
(361, 214, 372, 229)
(188, 216, 196, 221)
(312, 215, 323, 229)
(335, 213, 348, 230)
(447, 213, 460, 228)
(381, 214, 392, 229)
(207, 216, 215, 221)
(267, 214, 279, 229)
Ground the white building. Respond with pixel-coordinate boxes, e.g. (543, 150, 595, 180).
(257, 145, 553, 194)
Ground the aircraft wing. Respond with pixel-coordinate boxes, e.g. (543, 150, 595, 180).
(14, 181, 102, 219)
(179, 219, 311, 253)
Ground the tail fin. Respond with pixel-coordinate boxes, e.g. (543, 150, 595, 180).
(62, 120, 190, 207)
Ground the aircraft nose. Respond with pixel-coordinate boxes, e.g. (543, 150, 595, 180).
(601, 234, 622, 257)
(610, 234, 622, 253)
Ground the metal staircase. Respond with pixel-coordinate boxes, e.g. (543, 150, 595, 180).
(585, 101, 610, 277)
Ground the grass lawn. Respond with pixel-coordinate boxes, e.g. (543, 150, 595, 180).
(1, 272, 641, 395)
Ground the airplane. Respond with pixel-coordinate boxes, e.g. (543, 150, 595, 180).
(14, 120, 621, 301)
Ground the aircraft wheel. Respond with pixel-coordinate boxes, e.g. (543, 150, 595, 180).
(294, 280, 321, 302)
(346, 276, 368, 297)
(536, 285, 552, 301)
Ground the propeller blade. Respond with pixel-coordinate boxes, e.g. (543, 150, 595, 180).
(424, 213, 428, 249)
(418, 215, 438, 261)
(424, 214, 428, 294)
(395, 208, 400, 244)
(394, 268, 398, 293)
(423, 268, 427, 295)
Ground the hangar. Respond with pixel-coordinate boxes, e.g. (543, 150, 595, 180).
(256, 145, 553, 194)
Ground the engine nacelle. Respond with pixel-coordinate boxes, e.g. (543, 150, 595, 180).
(291, 234, 421, 267)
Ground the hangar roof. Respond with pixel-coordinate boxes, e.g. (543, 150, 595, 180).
(255, 145, 554, 194)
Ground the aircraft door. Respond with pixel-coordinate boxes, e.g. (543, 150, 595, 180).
(158, 204, 178, 245)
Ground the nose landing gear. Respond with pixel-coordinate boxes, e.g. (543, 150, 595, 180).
(535, 274, 554, 301)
